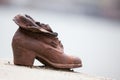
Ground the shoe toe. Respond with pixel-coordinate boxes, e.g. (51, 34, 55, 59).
(73, 57, 82, 67)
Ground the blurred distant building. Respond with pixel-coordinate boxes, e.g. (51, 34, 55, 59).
(0, 0, 10, 5)
(1, 0, 120, 19)
(100, 0, 120, 19)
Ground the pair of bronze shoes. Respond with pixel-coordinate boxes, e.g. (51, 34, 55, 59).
(12, 14, 82, 69)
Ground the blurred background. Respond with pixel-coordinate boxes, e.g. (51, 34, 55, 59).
(0, 0, 120, 80)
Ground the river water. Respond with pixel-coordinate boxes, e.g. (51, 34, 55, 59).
(0, 7, 120, 80)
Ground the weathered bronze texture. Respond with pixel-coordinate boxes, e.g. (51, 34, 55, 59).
(12, 14, 82, 69)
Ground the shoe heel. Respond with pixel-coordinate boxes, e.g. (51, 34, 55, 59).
(13, 46, 36, 67)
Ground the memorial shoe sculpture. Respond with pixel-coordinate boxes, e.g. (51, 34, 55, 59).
(12, 14, 82, 69)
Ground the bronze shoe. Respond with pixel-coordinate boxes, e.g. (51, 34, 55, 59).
(12, 14, 82, 69)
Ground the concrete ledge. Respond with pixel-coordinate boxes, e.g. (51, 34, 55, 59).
(0, 59, 113, 80)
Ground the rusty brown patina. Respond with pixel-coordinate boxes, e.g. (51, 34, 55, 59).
(12, 14, 82, 69)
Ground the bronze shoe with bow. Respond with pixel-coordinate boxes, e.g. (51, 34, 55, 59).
(12, 14, 82, 69)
